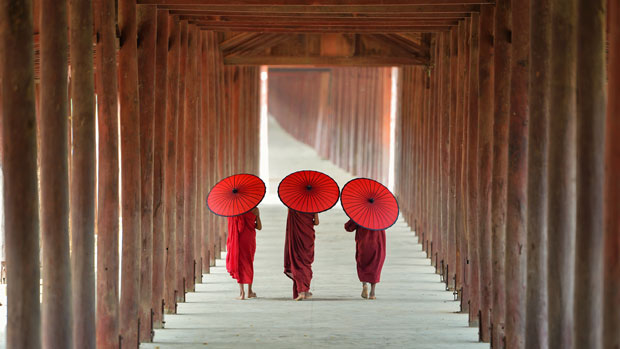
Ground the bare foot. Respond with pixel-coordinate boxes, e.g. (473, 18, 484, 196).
(361, 284, 369, 299)
(236, 293, 246, 300)
(304, 292, 313, 299)
(294, 294, 305, 301)
(369, 294, 376, 300)
(248, 292, 257, 298)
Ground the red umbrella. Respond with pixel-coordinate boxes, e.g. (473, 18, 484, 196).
(340, 178, 399, 231)
(207, 174, 265, 217)
(278, 170, 340, 213)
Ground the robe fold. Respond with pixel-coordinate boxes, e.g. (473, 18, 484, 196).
(284, 210, 316, 298)
(226, 211, 257, 284)
(345, 219, 386, 284)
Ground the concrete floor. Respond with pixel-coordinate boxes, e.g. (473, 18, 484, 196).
(140, 118, 485, 349)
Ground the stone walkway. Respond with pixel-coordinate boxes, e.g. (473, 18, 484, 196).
(141, 118, 485, 349)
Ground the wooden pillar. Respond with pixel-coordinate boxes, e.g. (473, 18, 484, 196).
(137, 4, 157, 343)
(491, 0, 511, 345)
(164, 15, 180, 315)
(94, 0, 120, 346)
(574, 0, 606, 347)
(175, 20, 188, 302)
(69, 0, 96, 346)
(548, 1, 577, 347)
(184, 25, 197, 293)
(505, 1, 529, 348)
(0, 0, 40, 347)
(477, 4, 495, 342)
(440, 32, 451, 282)
(525, 1, 550, 347)
(119, 0, 141, 346)
(447, 27, 458, 290)
(40, 0, 72, 347)
(604, 2, 620, 347)
(466, 13, 481, 327)
(152, 8, 168, 329)
(196, 29, 206, 282)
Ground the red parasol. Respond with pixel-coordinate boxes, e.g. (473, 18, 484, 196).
(340, 178, 399, 231)
(278, 170, 340, 213)
(207, 174, 266, 217)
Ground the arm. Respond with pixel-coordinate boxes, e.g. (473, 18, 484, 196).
(252, 207, 262, 230)
(344, 219, 357, 232)
(313, 213, 319, 226)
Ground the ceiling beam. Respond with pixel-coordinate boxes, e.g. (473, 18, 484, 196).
(153, 4, 481, 13)
(140, 0, 491, 5)
(196, 25, 451, 33)
(169, 10, 472, 18)
(224, 55, 430, 66)
(188, 19, 460, 26)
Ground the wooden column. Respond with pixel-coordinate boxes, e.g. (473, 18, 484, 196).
(454, 20, 466, 298)
(94, 0, 120, 346)
(491, 0, 511, 345)
(447, 27, 458, 290)
(184, 25, 198, 293)
(440, 32, 451, 282)
(164, 15, 180, 314)
(70, 0, 96, 346)
(477, 4, 494, 342)
(137, 4, 157, 343)
(152, 8, 169, 329)
(40, 0, 71, 347)
(505, 1, 529, 348)
(196, 29, 206, 281)
(548, 1, 577, 347)
(574, 0, 606, 347)
(119, 0, 141, 346)
(466, 13, 480, 327)
(176, 20, 188, 302)
(525, 1, 550, 347)
(0, 0, 40, 347)
(604, 2, 620, 347)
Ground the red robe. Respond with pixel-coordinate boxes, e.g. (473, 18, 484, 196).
(345, 219, 386, 284)
(226, 211, 257, 284)
(284, 210, 315, 298)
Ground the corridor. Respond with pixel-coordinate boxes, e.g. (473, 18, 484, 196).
(141, 118, 483, 348)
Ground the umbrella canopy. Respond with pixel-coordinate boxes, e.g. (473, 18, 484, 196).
(207, 173, 266, 217)
(278, 170, 340, 213)
(340, 178, 399, 231)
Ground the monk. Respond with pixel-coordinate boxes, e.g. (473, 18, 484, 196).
(284, 209, 319, 301)
(344, 219, 386, 300)
(226, 207, 262, 300)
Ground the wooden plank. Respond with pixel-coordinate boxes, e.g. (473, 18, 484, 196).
(0, 0, 41, 347)
(186, 18, 460, 25)
(224, 55, 430, 66)
(94, 0, 120, 346)
(40, 0, 72, 347)
(525, 0, 550, 346)
(155, 4, 482, 13)
(170, 11, 472, 18)
(69, 0, 97, 346)
(152, 8, 169, 330)
(137, 4, 157, 343)
(195, 24, 454, 33)
(574, 0, 606, 346)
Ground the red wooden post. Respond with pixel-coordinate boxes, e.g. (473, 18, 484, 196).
(119, 0, 142, 345)
(466, 13, 480, 327)
(548, 1, 577, 347)
(40, 0, 72, 346)
(505, 1, 529, 347)
(477, 4, 495, 342)
(184, 24, 198, 293)
(491, 0, 511, 345)
(94, 0, 120, 345)
(525, 1, 550, 346)
(164, 15, 180, 315)
(176, 19, 188, 302)
(574, 0, 606, 347)
(440, 32, 451, 281)
(0, 0, 41, 347)
(137, 4, 157, 343)
(70, 0, 96, 345)
(604, 1, 620, 347)
(152, 8, 169, 329)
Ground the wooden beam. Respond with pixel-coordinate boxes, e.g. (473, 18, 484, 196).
(222, 34, 291, 58)
(196, 25, 453, 33)
(140, 0, 491, 5)
(184, 17, 461, 25)
(155, 4, 481, 13)
(152, 8, 169, 330)
(170, 10, 472, 18)
(137, 4, 157, 343)
(0, 0, 41, 347)
(69, 0, 97, 346)
(224, 55, 429, 66)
